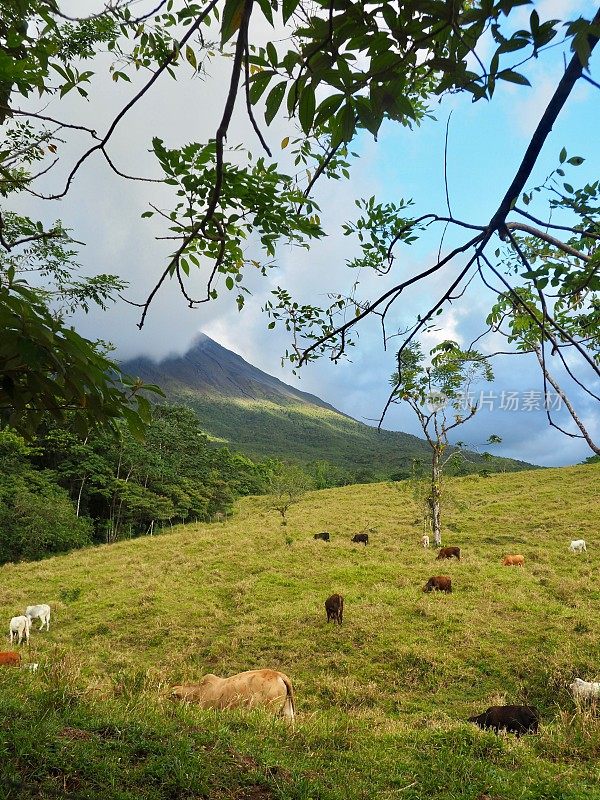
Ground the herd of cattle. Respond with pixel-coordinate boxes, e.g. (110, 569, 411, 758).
(2, 536, 596, 735)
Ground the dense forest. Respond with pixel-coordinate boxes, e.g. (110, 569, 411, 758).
(0, 405, 274, 564)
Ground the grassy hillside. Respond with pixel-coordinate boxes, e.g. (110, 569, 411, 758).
(1, 465, 599, 799)
(174, 392, 532, 479)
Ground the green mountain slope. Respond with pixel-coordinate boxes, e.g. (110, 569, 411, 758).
(1, 464, 598, 799)
(123, 334, 532, 478)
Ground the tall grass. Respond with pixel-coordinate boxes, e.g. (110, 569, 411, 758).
(0, 464, 598, 798)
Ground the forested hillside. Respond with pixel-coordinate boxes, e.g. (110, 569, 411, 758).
(123, 335, 533, 481)
(0, 464, 598, 799)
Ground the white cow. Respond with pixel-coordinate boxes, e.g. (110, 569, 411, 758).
(9, 615, 30, 646)
(25, 604, 51, 631)
(421, 534, 430, 548)
(568, 539, 587, 553)
(570, 677, 600, 702)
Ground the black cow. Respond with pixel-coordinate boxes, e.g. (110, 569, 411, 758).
(313, 532, 330, 542)
(325, 593, 344, 625)
(351, 533, 369, 545)
(468, 705, 539, 736)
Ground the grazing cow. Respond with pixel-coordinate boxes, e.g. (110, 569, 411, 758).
(421, 534, 430, 548)
(325, 593, 344, 625)
(351, 533, 369, 545)
(570, 678, 600, 703)
(314, 532, 330, 542)
(436, 546, 460, 560)
(25, 604, 51, 631)
(468, 705, 539, 736)
(171, 669, 295, 723)
(423, 576, 452, 593)
(9, 616, 30, 646)
(569, 539, 587, 553)
(0, 652, 21, 666)
(502, 555, 525, 567)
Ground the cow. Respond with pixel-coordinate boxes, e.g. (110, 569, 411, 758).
(423, 576, 452, 593)
(569, 539, 587, 553)
(502, 555, 524, 567)
(25, 604, 51, 631)
(421, 534, 430, 548)
(468, 705, 539, 736)
(436, 546, 460, 560)
(9, 616, 30, 646)
(0, 652, 21, 666)
(171, 668, 295, 724)
(314, 532, 330, 542)
(351, 533, 369, 545)
(570, 678, 600, 703)
(325, 593, 344, 625)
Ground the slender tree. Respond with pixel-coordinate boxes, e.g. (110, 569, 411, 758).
(391, 341, 494, 545)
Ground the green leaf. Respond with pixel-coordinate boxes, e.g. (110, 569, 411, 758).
(299, 85, 316, 134)
(498, 70, 531, 86)
(265, 81, 286, 125)
(221, 0, 244, 45)
(255, 0, 274, 25)
(282, 0, 301, 23)
(567, 156, 584, 166)
(185, 45, 197, 70)
(266, 41, 277, 67)
(559, 147, 567, 164)
(225, 276, 234, 290)
(248, 70, 276, 104)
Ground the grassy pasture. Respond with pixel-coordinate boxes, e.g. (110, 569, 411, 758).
(0, 464, 599, 799)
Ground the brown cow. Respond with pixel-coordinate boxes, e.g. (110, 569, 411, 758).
(423, 576, 452, 593)
(502, 554, 525, 567)
(0, 652, 21, 666)
(325, 593, 344, 624)
(436, 546, 460, 560)
(171, 668, 295, 723)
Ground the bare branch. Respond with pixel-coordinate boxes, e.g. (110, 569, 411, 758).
(505, 222, 591, 262)
(299, 232, 485, 365)
(513, 207, 600, 240)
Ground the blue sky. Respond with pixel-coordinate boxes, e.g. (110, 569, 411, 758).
(21, 0, 600, 467)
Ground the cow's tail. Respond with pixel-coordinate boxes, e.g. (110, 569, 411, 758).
(280, 674, 295, 726)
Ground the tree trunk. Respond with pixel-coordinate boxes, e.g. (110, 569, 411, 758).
(75, 475, 87, 518)
(431, 447, 442, 546)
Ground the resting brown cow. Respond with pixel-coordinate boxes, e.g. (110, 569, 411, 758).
(436, 546, 460, 560)
(351, 533, 368, 545)
(171, 668, 295, 723)
(502, 554, 524, 566)
(325, 593, 344, 624)
(468, 705, 539, 736)
(0, 652, 21, 666)
(423, 576, 452, 593)
(314, 532, 330, 542)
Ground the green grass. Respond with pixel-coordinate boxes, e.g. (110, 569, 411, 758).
(1, 464, 599, 799)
